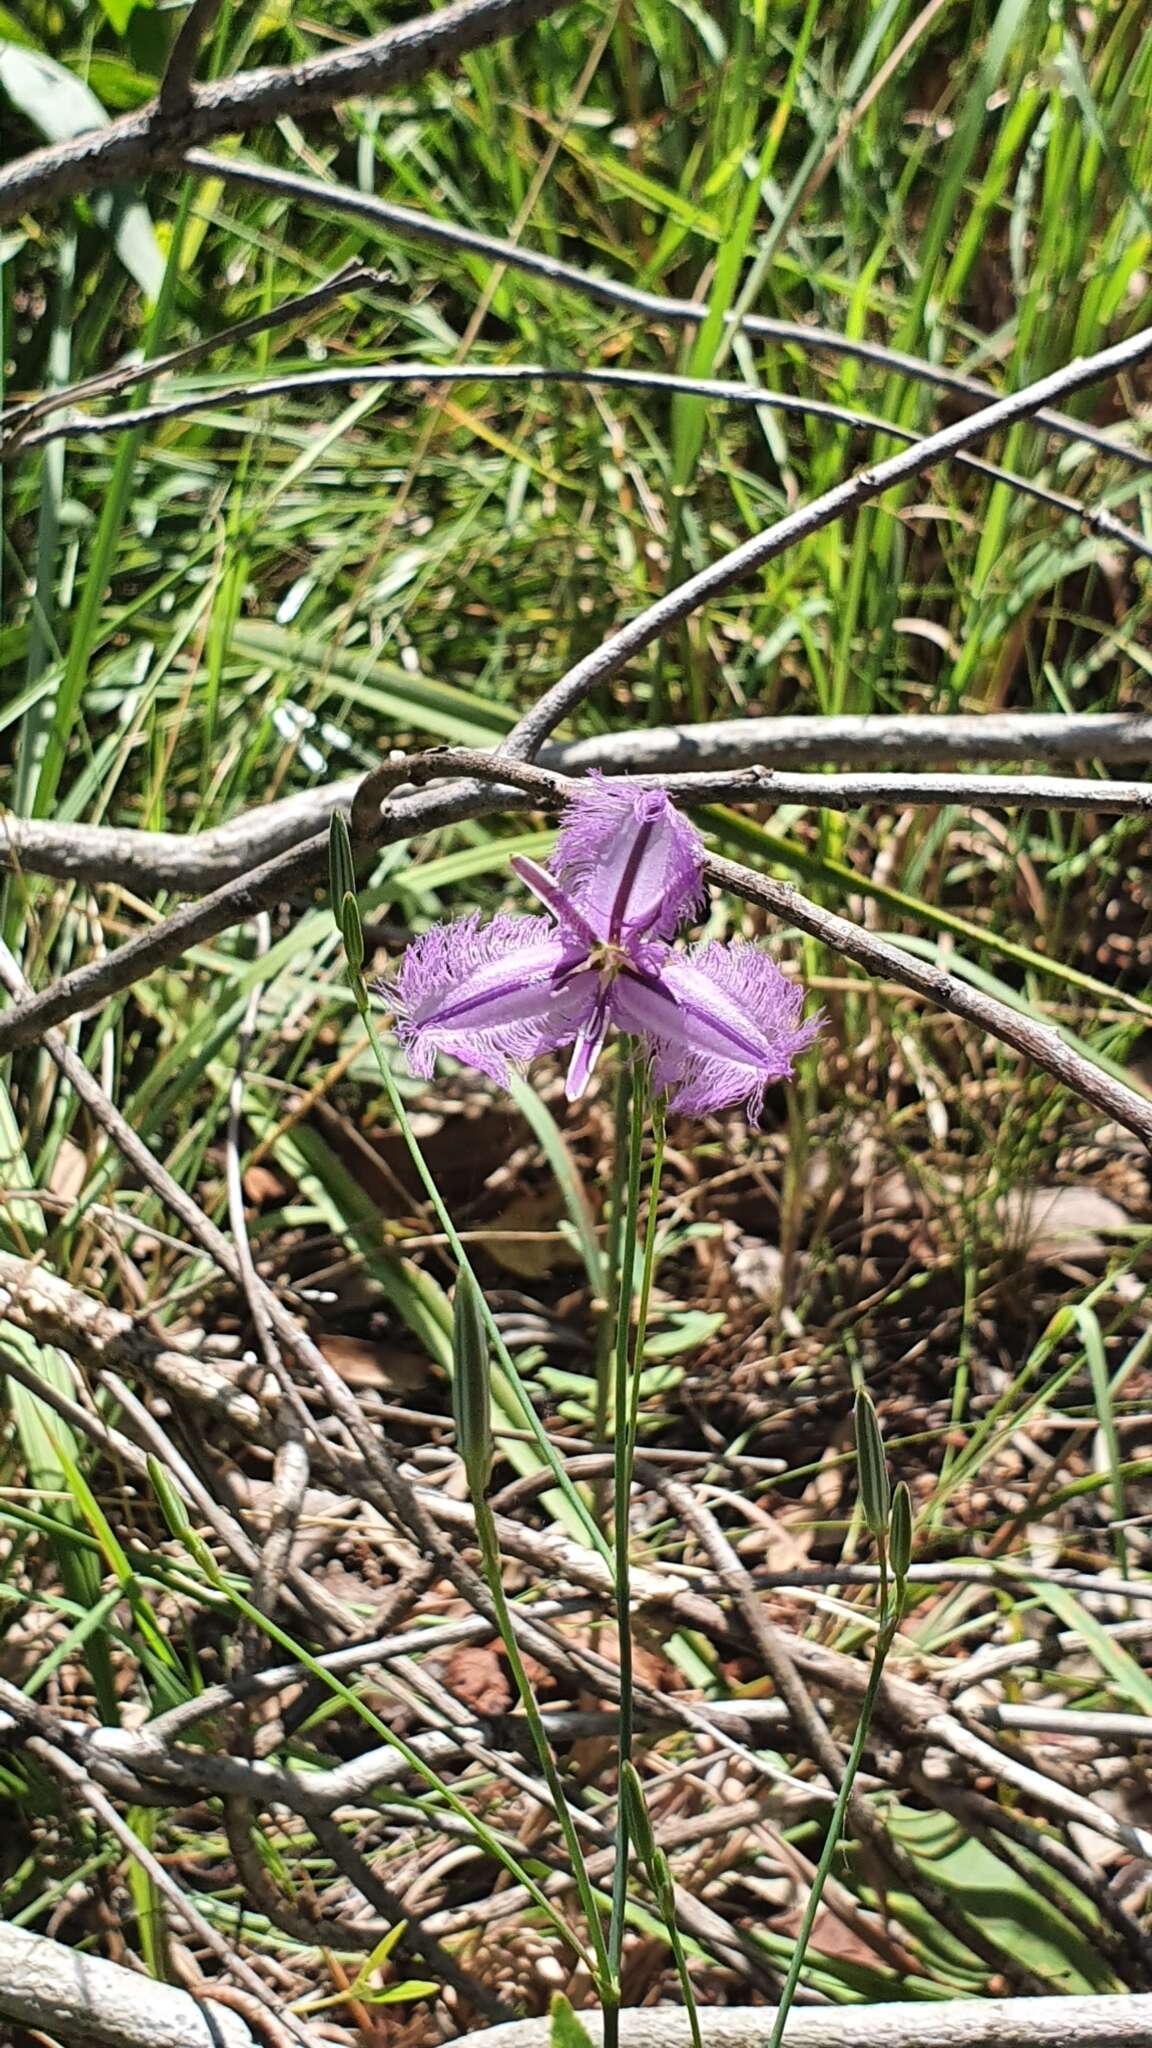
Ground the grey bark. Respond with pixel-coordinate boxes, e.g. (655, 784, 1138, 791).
(0, 1923, 264, 2048)
(0, 0, 569, 222)
(456, 2001, 1152, 2048)
(4, 719, 1151, 895)
(195, 149, 1152, 478)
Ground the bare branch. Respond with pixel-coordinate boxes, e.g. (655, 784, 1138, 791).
(5, 1923, 1150, 2048)
(424, 1999, 1152, 2048)
(158, 0, 227, 114)
(499, 320, 1152, 762)
(555, 711, 1152, 772)
(22, 1738, 314, 2045)
(653, 1475, 1046, 1996)
(0, 942, 513, 1641)
(1, 748, 1149, 1146)
(0, 1247, 262, 1432)
(706, 846, 1152, 1149)
(8, 361, 1150, 562)
(194, 150, 1152, 478)
(0, 1922, 265, 2048)
(0, 0, 570, 224)
(4, 722, 1151, 895)
(0, 261, 385, 445)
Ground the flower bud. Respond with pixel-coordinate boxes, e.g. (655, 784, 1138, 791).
(854, 1387, 890, 1540)
(341, 889, 365, 973)
(890, 1480, 912, 1586)
(620, 1760, 657, 1870)
(452, 1271, 492, 1494)
(328, 810, 357, 913)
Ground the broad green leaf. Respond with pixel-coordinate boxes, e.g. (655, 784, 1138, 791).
(885, 1806, 1121, 1993)
(230, 621, 514, 746)
(0, 45, 163, 296)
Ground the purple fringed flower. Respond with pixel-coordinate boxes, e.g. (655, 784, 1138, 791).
(381, 775, 821, 1119)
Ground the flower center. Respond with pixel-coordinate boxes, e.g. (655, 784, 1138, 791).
(587, 938, 632, 986)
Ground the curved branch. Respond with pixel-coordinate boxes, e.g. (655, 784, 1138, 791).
(0, 0, 570, 223)
(4, 760, 1151, 895)
(2, 751, 1149, 1149)
(704, 848, 1152, 1148)
(499, 319, 1152, 762)
(9, 357, 1148, 563)
(554, 712, 1152, 773)
(193, 151, 1152, 478)
(3, 308, 1150, 1060)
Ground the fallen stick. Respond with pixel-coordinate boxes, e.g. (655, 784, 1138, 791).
(465, 1998, 1152, 2048)
(0, 1922, 271, 2048)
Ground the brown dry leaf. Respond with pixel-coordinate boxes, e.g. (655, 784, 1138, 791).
(1000, 1185, 1136, 1264)
(318, 1332, 429, 1392)
(444, 1645, 511, 1715)
(49, 1138, 88, 1206)
(809, 1439, 847, 1520)
(242, 1162, 288, 1204)
(774, 1903, 895, 1968)
(480, 1188, 580, 1279)
(735, 1510, 814, 1570)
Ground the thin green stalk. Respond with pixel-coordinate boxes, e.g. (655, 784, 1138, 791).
(594, 1057, 632, 1450)
(473, 1493, 614, 1997)
(766, 1557, 901, 2048)
(625, 1098, 666, 1468)
(607, 1057, 651, 2002)
(664, 1902, 704, 2048)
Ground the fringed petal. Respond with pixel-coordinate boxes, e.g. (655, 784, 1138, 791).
(611, 939, 821, 1121)
(552, 774, 705, 943)
(382, 913, 595, 1088)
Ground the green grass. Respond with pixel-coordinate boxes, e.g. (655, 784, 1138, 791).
(2, 0, 1152, 2024)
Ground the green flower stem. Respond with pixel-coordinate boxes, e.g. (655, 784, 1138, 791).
(619, 1104, 701, 2046)
(594, 1057, 633, 1451)
(473, 1493, 614, 1997)
(665, 1906, 704, 2048)
(625, 1098, 666, 1470)
(766, 1563, 902, 2048)
(617, 1101, 702, 2047)
(607, 1061, 660, 2012)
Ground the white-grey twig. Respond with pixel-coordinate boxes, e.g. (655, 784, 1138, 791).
(193, 150, 1152, 479)
(0, 0, 571, 222)
(8, 360, 1151, 561)
(3, 745, 1149, 1144)
(418, 1998, 1152, 2048)
(500, 319, 1152, 761)
(4, 719, 1150, 895)
(0, 1922, 266, 2048)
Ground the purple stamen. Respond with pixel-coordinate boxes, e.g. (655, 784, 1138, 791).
(510, 855, 600, 949)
